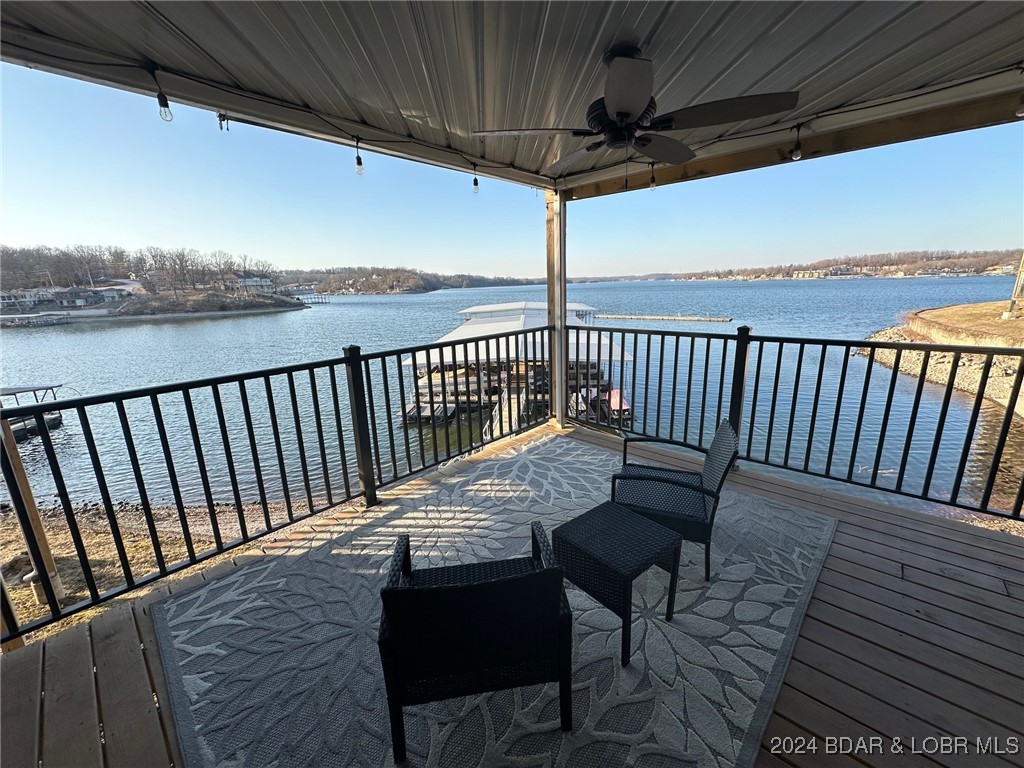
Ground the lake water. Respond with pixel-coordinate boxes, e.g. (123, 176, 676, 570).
(1, 275, 1020, 514)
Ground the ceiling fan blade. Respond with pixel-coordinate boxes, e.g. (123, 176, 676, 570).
(633, 134, 696, 165)
(474, 128, 596, 137)
(604, 56, 653, 123)
(648, 91, 800, 131)
(543, 139, 605, 177)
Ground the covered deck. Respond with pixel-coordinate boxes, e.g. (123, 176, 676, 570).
(2, 425, 1020, 767)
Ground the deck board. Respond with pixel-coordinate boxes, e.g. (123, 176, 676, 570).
(91, 604, 171, 768)
(41, 623, 102, 768)
(1, 427, 1021, 768)
(0, 640, 42, 768)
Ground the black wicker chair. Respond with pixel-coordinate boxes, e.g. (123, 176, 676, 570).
(377, 521, 572, 763)
(611, 420, 739, 581)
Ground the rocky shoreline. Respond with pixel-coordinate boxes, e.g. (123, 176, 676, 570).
(864, 326, 1022, 419)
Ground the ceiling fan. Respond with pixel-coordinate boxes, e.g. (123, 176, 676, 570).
(475, 44, 799, 178)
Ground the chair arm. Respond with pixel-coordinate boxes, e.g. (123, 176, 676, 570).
(384, 534, 412, 590)
(622, 434, 704, 464)
(611, 472, 718, 501)
(531, 521, 558, 570)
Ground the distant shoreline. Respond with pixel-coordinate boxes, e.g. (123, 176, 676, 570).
(2, 304, 307, 327)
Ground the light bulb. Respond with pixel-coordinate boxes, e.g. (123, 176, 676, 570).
(789, 142, 802, 161)
(473, 176, 479, 194)
(355, 154, 364, 175)
(1016, 97, 1024, 119)
(649, 175, 656, 191)
(157, 91, 173, 122)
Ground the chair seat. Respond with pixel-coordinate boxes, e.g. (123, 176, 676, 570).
(615, 464, 710, 521)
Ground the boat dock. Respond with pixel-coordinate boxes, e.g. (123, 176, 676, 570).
(595, 314, 732, 322)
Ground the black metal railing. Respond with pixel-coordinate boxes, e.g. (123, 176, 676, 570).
(566, 325, 1024, 519)
(0, 326, 552, 642)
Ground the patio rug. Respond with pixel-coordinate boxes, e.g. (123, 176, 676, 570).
(151, 433, 836, 768)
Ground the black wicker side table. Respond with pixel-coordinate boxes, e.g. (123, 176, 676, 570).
(552, 500, 683, 666)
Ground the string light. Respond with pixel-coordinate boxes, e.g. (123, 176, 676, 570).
(472, 163, 479, 194)
(217, 113, 230, 131)
(355, 136, 364, 175)
(156, 89, 173, 122)
(649, 162, 656, 191)
(1016, 95, 1024, 119)
(789, 124, 803, 161)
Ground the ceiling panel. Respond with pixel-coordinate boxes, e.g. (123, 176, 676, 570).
(2, 1, 1021, 197)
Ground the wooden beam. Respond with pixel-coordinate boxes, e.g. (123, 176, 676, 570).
(546, 190, 568, 426)
(0, 420, 65, 605)
(568, 91, 1022, 201)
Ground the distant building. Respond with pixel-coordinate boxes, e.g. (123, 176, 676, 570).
(0, 290, 17, 309)
(13, 288, 56, 306)
(98, 287, 131, 300)
(224, 271, 276, 293)
(55, 287, 105, 307)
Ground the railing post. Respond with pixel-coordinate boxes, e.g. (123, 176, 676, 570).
(546, 189, 568, 426)
(728, 326, 752, 436)
(343, 346, 379, 507)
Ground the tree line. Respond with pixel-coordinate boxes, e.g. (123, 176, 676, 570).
(0, 244, 278, 295)
(674, 249, 1020, 280)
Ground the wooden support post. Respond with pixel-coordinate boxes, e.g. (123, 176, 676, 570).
(546, 189, 568, 426)
(0, 420, 65, 605)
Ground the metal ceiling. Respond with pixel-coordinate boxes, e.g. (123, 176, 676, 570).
(3, 1, 1022, 198)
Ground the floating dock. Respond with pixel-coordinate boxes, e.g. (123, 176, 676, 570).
(595, 314, 732, 323)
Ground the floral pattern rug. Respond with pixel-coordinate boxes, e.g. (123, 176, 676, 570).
(152, 432, 835, 768)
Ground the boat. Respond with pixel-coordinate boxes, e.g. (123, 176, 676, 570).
(0, 385, 65, 442)
(400, 303, 632, 428)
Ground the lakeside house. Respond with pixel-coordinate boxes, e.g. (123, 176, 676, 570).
(223, 270, 276, 294)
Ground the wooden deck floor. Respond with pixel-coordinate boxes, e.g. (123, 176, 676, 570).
(2, 426, 1022, 768)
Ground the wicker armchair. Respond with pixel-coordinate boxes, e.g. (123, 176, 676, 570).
(611, 420, 738, 581)
(377, 522, 572, 763)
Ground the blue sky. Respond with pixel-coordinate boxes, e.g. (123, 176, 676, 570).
(1, 63, 1021, 278)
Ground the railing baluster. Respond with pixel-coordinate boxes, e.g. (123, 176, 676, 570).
(825, 345, 851, 477)
(287, 371, 316, 514)
(804, 344, 828, 473)
(450, 344, 463, 454)
(846, 348, 876, 483)
(684, 337, 695, 443)
(979, 358, 1024, 512)
(618, 330, 627, 432)
(463, 343, 474, 444)
(360, 360, 384, 484)
(655, 334, 664, 436)
(870, 350, 902, 486)
(715, 338, 728, 430)
(784, 343, 806, 467)
(922, 351, 961, 498)
(328, 365, 354, 498)
(424, 346, 439, 464)
(699, 338, 711, 444)
(746, 341, 764, 458)
(949, 354, 993, 504)
(475, 339, 487, 443)
(377, 358, 399, 484)
(212, 385, 248, 540)
(264, 376, 294, 522)
(631, 333, 640, 435)
(151, 394, 195, 561)
(438, 349, 453, 455)
(642, 334, 652, 434)
(35, 413, 98, 599)
(115, 401, 166, 573)
(505, 334, 515, 433)
(669, 336, 681, 440)
(309, 369, 334, 504)
(1012, 473, 1024, 518)
(395, 352, 414, 474)
(896, 351, 932, 492)
(238, 380, 272, 531)
(765, 343, 785, 462)
(78, 406, 135, 584)
(182, 390, 223, 549)
(410, 351, 427, 469)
